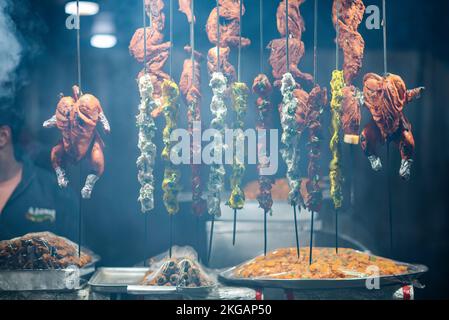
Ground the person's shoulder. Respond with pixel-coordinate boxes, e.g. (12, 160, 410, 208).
(22, 158, 77, 200)
(24, 159, 57, 185)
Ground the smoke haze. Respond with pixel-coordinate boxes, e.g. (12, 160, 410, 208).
(0, 0, 22, 99)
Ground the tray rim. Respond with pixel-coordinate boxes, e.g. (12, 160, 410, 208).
(218, 251, 429, 290)
(88, 267, 151, 293)
(0, 268, 88, 292)
(88, 267, 217, 295)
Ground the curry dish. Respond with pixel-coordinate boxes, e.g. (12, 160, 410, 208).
(233, 248, 409, 280)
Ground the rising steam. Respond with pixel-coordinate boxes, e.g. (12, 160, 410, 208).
(0, 0, 22, 99)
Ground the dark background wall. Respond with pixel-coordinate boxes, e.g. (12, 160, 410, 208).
(6, 0, 449, 299)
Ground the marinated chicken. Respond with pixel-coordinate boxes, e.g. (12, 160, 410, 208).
(43, 86, 110, 199)
(268, 38, 313, 87)
(341, 85, 363, 144)
(252, 74, 275, 215)
(332, 0, 366, 84)
(361, 73, 424, 180)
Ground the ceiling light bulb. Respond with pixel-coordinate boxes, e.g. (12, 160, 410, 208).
(65, 1, 99, 16)
(90, 34, 117, 49)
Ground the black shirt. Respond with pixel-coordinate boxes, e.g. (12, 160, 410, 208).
(0, 159, 79, 241)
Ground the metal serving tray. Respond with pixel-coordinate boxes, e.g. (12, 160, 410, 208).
(89, 267, 216, 297)
(127, 284, 217, 297)
(218, 260, 428, 291)
(0, 258, 98, 292)
(88, 268, 150, 294)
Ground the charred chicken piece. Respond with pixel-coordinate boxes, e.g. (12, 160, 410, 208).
(206, 1, 251, 48)
(130, 0, 171, 102)
(43, 86, 110, 199)
(332, 0, 366, 84)
(252, 74, 275, 215)
(361, 73, 424, 180)
(207, 46, 236, 83)
(332, 0, 365, 31)
(268, 38, 313, 87)
(179, 46, 207, 216)
(341, 85, 363, 144)
(180, 46, 203, 104)
(129, 29, 167, 63)
(145, 0, 166, 31)
(298, 85, 327, 212)
(178, 0, 195, 23)
(132, 41, 171, 101)
(276, 0, 306, 40)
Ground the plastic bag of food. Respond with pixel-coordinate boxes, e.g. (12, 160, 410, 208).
(0, 232, 92, 270)
(141, 246, 215, 288)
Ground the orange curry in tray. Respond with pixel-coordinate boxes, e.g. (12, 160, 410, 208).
(233, 248, 409, 280)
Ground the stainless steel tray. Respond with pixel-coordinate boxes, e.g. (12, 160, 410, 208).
(88, 268, 150, 293)
(89, 267, 216, 297)
(127, 284, 217, 297)
(219, 260, 428, 291)
(0, 252, 100, 292)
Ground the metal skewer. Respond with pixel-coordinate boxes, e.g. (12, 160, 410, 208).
(232, 0, 244, 247)
(335, 208, 339, 254)
(169, 214, 173, 258)
(258, 0, 269, 257)
(76, 0, 82, 259)
(382, 0, 393, 256)
(208, 0, 221, 265)
(232, 209, 237, 246)
(285, 0, 300, 261)
(334, 0, 341, 255)
(168, 0, 174, 259)
(207, 215, 215, 265)
(264, 210, 268, 256)
(309, 211, 315, 265)
(142, 0, 149, 267)
(293, 205, 300, 258)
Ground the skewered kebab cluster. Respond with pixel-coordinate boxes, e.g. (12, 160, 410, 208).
(271, 0, 326, 213)
(227, 82, 249, 210)
(328, 0, 365, 210)
(206, 72, 228, 217)
(297, 86, 328, 212)
(206, 0, 250, 83)
(272, 0, 308, 208)
(179, 1, 207, 216)
(206, 0, 250, 217)
(136, 74, 159, 212)
(43, 86, 110, 199)
(129, 0, 171, 101)
(361, 73, 424, 180)
(332, 0, 365, 145)
(252, 75, 275, 215)
(161, 80, 181, 215)
(268, 0, 313, 88)
(329, 70, 345, 209)
(279, 73, 303, 207)
(332, 0, 366, 85)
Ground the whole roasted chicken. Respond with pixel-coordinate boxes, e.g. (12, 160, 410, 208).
(43, 86, 110, 199)
(361, 73, 424, 180)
